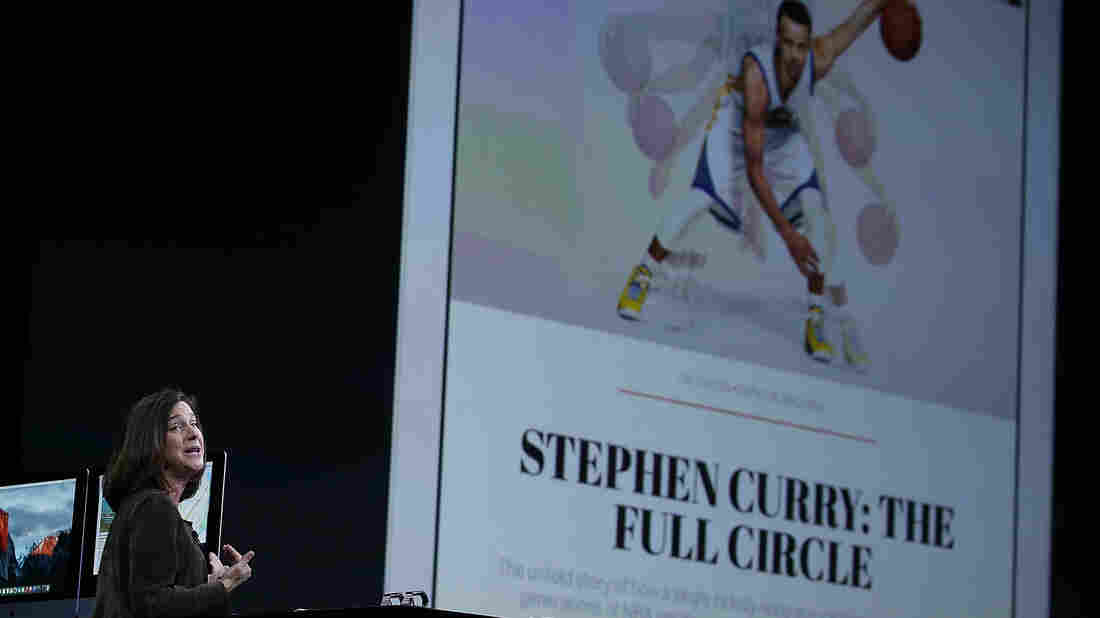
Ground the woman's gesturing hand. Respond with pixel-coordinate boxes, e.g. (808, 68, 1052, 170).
(209, 544, 255, 592)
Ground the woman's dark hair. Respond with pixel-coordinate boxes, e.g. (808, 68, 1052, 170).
(104, 388, 204, 510)
(777, 1, 812, 33)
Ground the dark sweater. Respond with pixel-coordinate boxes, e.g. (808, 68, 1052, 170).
(93, 489, 230, 618)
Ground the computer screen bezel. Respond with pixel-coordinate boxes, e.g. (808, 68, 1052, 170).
(0, 468, 90, 604)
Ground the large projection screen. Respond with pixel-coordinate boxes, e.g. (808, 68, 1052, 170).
(387, 2, 1060, 617)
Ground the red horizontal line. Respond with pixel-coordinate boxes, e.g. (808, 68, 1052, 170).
(618, 388, 877, 445)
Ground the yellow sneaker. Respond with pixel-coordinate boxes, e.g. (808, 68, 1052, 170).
(804, 306, 834, 363)
(617, 263, 654, 321)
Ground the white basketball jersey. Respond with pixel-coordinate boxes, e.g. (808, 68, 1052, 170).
(729, 42, 815, 148)
(748, 42, 813, 111)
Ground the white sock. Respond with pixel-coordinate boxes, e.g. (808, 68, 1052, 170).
(808, 291, 825, 314)
(826, 290, 855, 326)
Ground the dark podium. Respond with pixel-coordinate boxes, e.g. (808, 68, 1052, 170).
(6, 596, 500, 618)
(232, 595, 497, 618)
(234, 608, 499, 618)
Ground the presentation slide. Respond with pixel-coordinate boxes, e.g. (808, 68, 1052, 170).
(385, 1, 1060, 618)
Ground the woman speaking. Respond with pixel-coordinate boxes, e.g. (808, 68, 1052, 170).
(94, 389, 255, 618)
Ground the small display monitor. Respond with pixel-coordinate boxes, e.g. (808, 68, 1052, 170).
(81, 451, 227, 596)
(0, 470, 90, 603)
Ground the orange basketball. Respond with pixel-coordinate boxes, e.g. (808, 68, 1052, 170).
(880, 0, 922, 62)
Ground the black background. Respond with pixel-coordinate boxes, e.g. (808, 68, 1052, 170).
(17, 2, 1081, 616)
(16, 3, 412, 611)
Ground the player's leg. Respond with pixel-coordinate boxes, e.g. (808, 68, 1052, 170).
(828, 283, 868, 372)
(617, 201, 709, 321)
(618, 116, 732, 321)
(793, 187, 837, 363)
(799, 187, 870, 371)
(825, 236, 871, 373)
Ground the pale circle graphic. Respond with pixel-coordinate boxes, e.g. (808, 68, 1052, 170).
(857, 203, 899, 265)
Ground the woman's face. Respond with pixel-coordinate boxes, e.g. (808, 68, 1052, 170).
(163, 401, 205, 478)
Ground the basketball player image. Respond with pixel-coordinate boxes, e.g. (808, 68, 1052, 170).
(613, 0, 912, 371)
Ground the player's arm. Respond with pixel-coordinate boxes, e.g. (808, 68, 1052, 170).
(742, 55, 819, 277)
(812, 0, 897, 81)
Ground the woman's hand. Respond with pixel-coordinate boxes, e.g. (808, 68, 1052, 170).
(206, 553, 228, 584)
(209, 544, 255, 592)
